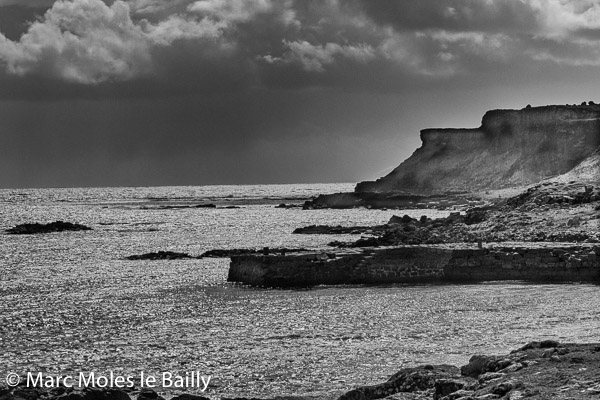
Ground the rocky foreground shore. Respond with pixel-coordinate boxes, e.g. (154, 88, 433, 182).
(2, 341, 598, 400)
(337, 340, 600, 400)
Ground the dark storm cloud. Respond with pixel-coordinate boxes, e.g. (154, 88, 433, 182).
(357, 0, 539, 34)
(2, 0, 600, 94)
(0, 5, 50, 41)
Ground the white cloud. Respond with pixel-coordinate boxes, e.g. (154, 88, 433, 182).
(268, 40, 375, 72)
(0, 0, 231, 84)
(530, 0, 600, 38)
(0, 0, 152, 83)
(528, 50, 600, 66)
(189, 0, 272, 22)
(142, 14, 225, 45)
(428, 30, 512, 60)
(126, 0, 188, 15)
(188, 0, 296, 26)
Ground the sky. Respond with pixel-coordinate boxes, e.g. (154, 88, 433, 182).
(1, 0, 600, 188)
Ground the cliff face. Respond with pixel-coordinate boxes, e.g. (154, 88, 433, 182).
(548, 145, 600, 184)
(356, 105, 600, 194)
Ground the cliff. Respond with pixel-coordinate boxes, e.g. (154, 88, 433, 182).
(356, 104, 600, 194)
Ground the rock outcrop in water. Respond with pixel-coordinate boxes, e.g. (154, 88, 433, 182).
(6, 221, 92, 234)
(356, 104, 600, 194)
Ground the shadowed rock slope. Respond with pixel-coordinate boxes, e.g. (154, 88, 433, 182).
(357, 104, 600, 194)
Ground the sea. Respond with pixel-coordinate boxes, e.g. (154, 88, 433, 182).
(1, 183, 599, 398)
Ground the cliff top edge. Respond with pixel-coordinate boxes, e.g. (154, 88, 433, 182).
(421, 103, 600, 133)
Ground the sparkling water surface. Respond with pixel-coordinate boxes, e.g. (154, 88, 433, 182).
(1, 184, 599, 398)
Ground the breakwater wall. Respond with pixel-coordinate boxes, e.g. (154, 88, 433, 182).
(228, 243, 600, 287)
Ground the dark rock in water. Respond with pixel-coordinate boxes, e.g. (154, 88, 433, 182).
(293, 225, 376, 234)
(6, 221, 92, 235)
(200, 248, 255, 258)
(275, 203, 301, 208)
(200, 247, 309, 258)
(157, 204, 217, 210)
(195, 204, 217, 208)
(126, 251, 194, 260)
(170, 394, 210, 400)
(153, 203, 242, 210)
(137, 389, 165, 400)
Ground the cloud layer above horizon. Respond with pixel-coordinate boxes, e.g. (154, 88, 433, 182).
(1, 0, 600, 88)
(2, 0, 600, 188)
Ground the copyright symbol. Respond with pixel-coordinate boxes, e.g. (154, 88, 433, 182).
(6, 373, 20, 387)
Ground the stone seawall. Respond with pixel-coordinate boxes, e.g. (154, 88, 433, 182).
(228, 243, 600, 287)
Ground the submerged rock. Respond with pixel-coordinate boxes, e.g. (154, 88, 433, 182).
(126, 251, 195, 260)
(293, 225, 378, 235)
(6, 221, 92, 235)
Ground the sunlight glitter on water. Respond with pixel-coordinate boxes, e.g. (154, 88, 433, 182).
(1, 184, 599, 397)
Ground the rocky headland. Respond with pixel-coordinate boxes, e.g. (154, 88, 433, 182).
(305, 104, 599, 209)
(357, 104, 599, 195)
(229, 103, 599, 287)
